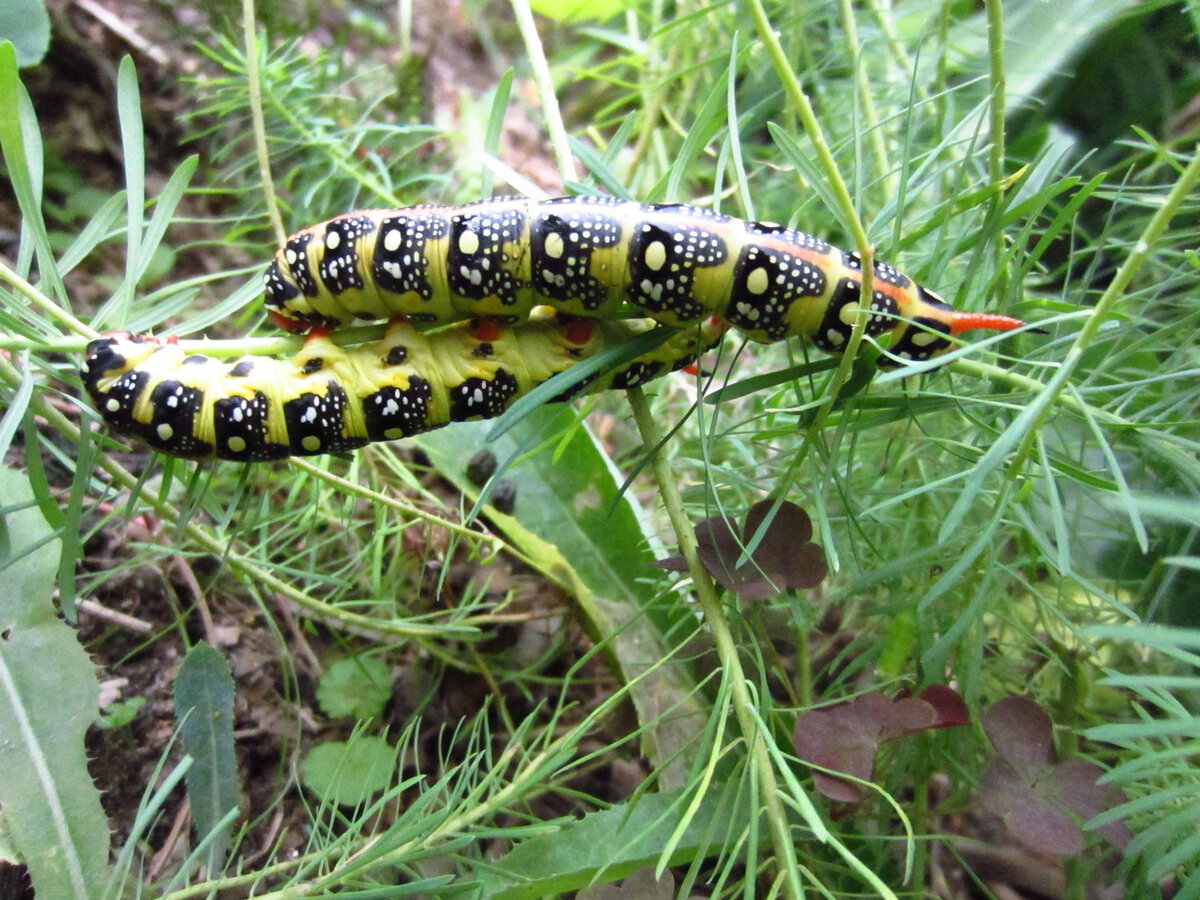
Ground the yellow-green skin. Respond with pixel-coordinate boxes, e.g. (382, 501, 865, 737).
(80, 314, 724, 461)
(264, 196, 967, 365)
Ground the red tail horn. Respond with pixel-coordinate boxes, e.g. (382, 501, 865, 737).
(949, 312, 1027, 336)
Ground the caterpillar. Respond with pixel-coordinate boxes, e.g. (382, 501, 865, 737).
(263, 196, 1028, 366)
(80, 313, 725, 461)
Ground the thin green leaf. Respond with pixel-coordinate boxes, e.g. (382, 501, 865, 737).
(174, 642, 239, 875)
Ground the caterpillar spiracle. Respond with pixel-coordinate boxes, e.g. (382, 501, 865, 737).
(80, 314, 725, 461)
(264, 196, 1029, 365)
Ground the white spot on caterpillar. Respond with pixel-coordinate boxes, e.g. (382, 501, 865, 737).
(157, 423, 174, 441)
(302, 435, 322, 452)
(326, 230, 341, 250)
(746, 267, 769, 295)
(383, 229, 402, 252)
(736, 301, 761, 321)
(839, 302, 860, 325)
(912, 331, 940, 347)
(645, 241, 667, 271)
(544, 231, 565, 259)
(227, 436, 247, 453)
(285, 249, 298, 264)
(459, 230, 480, 254)
(106, 399, 121, 412)
(826, 328, 845, 346)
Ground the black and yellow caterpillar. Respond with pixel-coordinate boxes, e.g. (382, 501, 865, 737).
(80, 314, 724, 461)
(263, 196, 1027, 365)
(83, 195, 1030, 461)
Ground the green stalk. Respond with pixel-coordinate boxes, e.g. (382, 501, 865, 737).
(626, 387, 805, 899)
(0, 260, 97, 340)
(241, 0, 285, 244)
(984, 0, 1009, 304)
(510, 0, 578, 183)
(745, 0, 877, 496)
(837, 0, 894, 199)
(746, 0, 869, 251)
(1009, 142, 1200, 470)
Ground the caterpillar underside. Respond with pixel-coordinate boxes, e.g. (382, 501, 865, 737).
(82, 195, 1029, 462)
(81, 314, 724, 461)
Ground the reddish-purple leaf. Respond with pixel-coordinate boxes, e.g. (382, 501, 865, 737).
(654, 500, 826, 600)
(983, 696, 1054, 778)
(876, 696, 939, 743)
(744, 499, 813, 545)
(919, 684, 970, 728)
(1038, 758, 1133, 851)
(978, 697, 1132, 857)
(1002, 792, 1085, 857)
(793, 688, 969, 804)
(793, 701, 882, 803)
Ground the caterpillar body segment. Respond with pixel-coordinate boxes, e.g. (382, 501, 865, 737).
(80, 314, 727, 461)
(263, 196, 1028, 366)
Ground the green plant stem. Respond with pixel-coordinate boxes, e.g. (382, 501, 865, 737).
(1009, 141, 1200, 470)
(510, 0, 578, 184)
(242, 0, 285, 244)
(747, 0, 869, 252)
(0, 260, 97, 340)
(933, 0, 951, 140)
(837, 0, 894, 199)
(625, 387, 804, 899)
(865, 0, 926, 105)
(747, 0, 881, 494)
(984, 0, 1009, 304)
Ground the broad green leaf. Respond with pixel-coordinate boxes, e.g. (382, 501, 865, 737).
(174, 642, 238, 875)
(301, 736, 397, 808)
(317, 656, 392, 720)
(0, 468, 108, 899)
(475, 784, 744, 898)
(0, 1, 49, 68)
(418, 410, 707, 787)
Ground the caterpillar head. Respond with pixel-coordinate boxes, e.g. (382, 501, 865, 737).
(80, 332, 164, 392)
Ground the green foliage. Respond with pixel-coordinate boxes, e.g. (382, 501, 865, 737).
(301, 735, 399, 808)
(1, 0, 1199, 896)
(0, 469, 108, 898)
(174, 642, 239, 875)
(317, 655, 392, 719)
(97, 697, 147, 729)
(477, 784, 744, 898)
(0, 6, 50, 68)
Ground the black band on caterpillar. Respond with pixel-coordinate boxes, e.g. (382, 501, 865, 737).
(80, 314, 726, 461)
(263, 196, 1029, 365)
